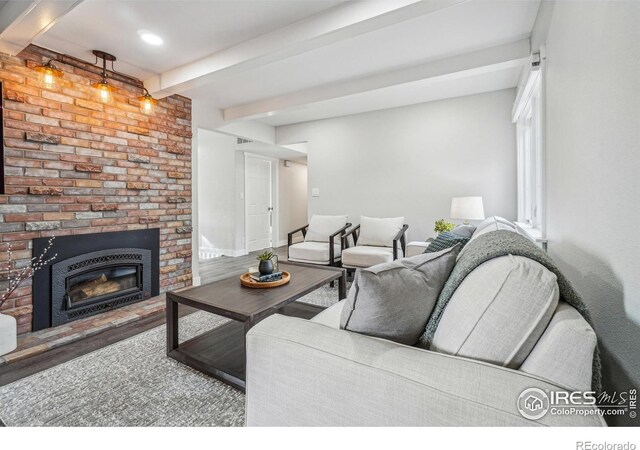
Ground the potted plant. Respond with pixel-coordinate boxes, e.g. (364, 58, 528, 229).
(0, 237, 57, 356)
(434, 219, 455, 234)
(256, 250, 278, 276)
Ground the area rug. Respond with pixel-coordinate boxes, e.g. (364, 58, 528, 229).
(0, 285, 340, 427)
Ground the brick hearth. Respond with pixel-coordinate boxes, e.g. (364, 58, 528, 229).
(0, 295, 167, 366)
(0, 45, 193, 334)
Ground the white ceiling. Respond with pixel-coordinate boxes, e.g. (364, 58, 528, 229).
(21, 0, 541, 131)
(184, 0, 538, 109)
(34, 0, 346, 79)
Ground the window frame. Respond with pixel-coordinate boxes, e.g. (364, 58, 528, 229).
(513, 59, 545, 238)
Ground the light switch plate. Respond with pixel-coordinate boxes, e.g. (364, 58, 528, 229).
(311, 188, 320, 197)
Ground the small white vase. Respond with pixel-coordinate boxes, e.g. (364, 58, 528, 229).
(0, 313, 17, 356)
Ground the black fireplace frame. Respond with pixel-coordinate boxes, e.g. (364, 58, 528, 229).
(33, 229, 160, 331)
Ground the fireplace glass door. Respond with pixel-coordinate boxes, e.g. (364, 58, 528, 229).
(66, 265, 141, 309)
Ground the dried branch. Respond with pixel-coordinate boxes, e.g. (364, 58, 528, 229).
(0, 237, 57, 310)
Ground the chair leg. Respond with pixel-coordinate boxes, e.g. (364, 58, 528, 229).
(330, 281, 335, 288)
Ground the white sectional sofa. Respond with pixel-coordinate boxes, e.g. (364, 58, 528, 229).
(245, 217, 605, 426)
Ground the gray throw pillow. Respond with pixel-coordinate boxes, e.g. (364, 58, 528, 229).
(340, 245, 460, 345)
(451, 224, 477, 238)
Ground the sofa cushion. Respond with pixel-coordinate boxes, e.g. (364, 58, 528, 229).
(310, 300, 345, 328)
(425, 231, 470, 253)
(357, 216, 404, 247)
(289, 241, 342, 264)
(305, 215, 348, 243)
(342, 246, 402, 268)
(340, 246, 459, 345)
(451, 224, 476, 238)
(431, 255, 559, 368)
(520, 302, 596, 391)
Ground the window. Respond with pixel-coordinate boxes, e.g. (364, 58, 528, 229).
(514, 63, 544, 235)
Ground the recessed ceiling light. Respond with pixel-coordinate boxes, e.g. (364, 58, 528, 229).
(138, 30, 163, 46)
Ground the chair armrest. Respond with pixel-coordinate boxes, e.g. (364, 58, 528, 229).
(287, 225, 308, 257)
(246, 315, 606, 427)
(392, 224, 409, 260)
(328, 223, 352, 265)
(341, 224, 360, 249)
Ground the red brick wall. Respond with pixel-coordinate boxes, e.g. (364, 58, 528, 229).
(0, 45, 192, 334)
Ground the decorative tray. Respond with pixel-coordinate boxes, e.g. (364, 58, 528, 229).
(240, 271, 291, 289)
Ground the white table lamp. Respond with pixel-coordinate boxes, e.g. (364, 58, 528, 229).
(450, 197, 485, 224)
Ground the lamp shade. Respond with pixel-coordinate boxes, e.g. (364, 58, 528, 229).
(450, 196, 485, 221)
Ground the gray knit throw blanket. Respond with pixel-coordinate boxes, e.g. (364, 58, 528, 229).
(418, 230, 602, 393)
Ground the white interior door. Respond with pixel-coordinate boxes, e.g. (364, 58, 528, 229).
(245, 156, 273, 253)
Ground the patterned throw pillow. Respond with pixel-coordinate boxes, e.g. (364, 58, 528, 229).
(425, 231, 470, 253)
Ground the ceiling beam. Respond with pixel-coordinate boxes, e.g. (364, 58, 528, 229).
(192, 100, 277, 144)
(0, 0, 83, 56)
(223, 38, 531, 122)
(145, 0, 466, 98)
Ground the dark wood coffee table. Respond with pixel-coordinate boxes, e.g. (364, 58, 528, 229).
(166, 262, 346, 391)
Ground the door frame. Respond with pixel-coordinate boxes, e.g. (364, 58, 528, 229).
(244, 152, 279, 254)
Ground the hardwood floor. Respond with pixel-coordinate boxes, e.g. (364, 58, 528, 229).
(0, 246, 288, 387)
(198, 246, 288, 283)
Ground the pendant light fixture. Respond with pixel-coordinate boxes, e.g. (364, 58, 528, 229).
(31, 50, 158, 114)
(34, 60, 63, 89)
(91, 50, 116, 104)
(138, 88, 158, 115)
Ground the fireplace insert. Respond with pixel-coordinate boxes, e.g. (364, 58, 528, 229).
(32, 229, 160, 331)
(51, 248, 152, 326)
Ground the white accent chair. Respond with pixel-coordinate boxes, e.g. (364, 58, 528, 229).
(341, 216, 408, 270)
(287, 215, 351, 267)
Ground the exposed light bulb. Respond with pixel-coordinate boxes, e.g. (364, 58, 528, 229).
(138, 89, 157, 115)
(141, 98, 154, 114)
(42, 70, 55, 89)
(35, 61, 63, 89)
(93, 81, 113, 104)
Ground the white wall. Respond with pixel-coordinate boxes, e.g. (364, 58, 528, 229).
(277, 89, 517, 240)
(277, 161, 308, 245)
(197, 130, 239, 257)
(197, 130, 308, 257)
(536, 1, 640, 424)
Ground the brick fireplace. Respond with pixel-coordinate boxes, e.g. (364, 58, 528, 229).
(0, 45, 193, 334)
